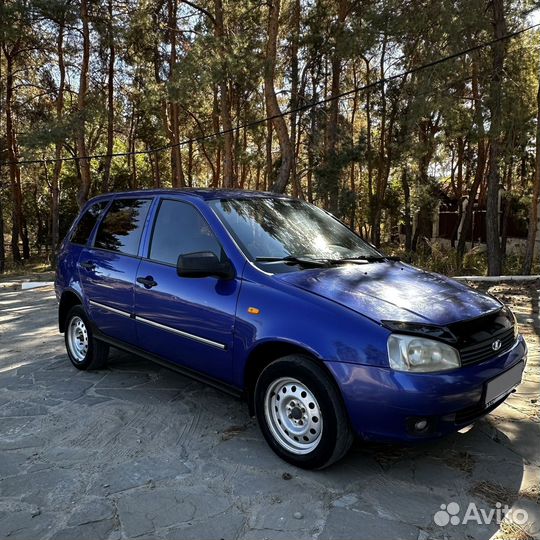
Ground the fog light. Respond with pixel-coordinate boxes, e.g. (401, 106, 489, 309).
(406, 416, 433, 435)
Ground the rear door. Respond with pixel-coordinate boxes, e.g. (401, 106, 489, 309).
(134, 198, 239, 383)
(79, 197, 152, 345)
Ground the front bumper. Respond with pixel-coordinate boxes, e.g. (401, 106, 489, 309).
(326, 335, 527, 442)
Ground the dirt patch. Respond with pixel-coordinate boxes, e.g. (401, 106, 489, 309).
(221, 424, 248, 441)
(470, 480, 518, 506)
(444, 450, 475, 475)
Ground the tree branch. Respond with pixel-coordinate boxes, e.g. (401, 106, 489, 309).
(181, 0, 215, 25)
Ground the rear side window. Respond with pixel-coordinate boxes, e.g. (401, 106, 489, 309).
(94, 198, 151, 256)
(149, 200, 222, 265)
(71, 201, 108, 245)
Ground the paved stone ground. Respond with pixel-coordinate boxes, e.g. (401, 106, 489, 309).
(0, 282, 538, 540)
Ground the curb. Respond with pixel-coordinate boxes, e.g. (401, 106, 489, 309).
(0, 281, 54, 292)
(454, 275, 540, 282)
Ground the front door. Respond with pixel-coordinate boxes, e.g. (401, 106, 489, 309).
(79, 197, 152, 345)
(134, 199, 239, 383)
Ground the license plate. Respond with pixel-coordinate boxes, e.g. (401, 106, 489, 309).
(485, 362, 524, 407)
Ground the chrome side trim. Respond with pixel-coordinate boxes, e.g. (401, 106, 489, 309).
(89, 300, 131, 318)
(135, 315, 226, 350)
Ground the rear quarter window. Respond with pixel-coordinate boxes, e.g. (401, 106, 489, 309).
(71, 201, 108, 246)
(94, 198, 151, 256)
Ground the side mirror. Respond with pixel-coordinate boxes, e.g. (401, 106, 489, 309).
(177, 251, 235, 280)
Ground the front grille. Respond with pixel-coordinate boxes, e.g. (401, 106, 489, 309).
(459, 326, 516, 366)
(447, 308, 516, 367)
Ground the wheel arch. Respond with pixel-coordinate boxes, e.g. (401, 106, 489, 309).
(243, 341, 339, 416)
(58, 289, 83, 333)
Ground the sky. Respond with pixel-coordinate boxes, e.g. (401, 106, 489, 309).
(530, 7, 540, 26)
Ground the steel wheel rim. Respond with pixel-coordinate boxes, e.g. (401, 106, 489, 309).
(67, 316, 89, 362)
(264, 377, 323, 455)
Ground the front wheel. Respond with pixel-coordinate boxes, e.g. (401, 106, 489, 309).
(254, 355, 353, 469)
(65, 305, 109, 370)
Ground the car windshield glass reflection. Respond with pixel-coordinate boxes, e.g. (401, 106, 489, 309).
(210, 198, 380, 268)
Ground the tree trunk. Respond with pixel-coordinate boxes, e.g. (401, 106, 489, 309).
(187, 139, 193, 187)
(523, 62, 540, 274)
(456, 136, 464, 197)
(240, 125, 248, 188)
(21, 216, 30, 260)
(255, 163, 261, 190)
(0, 194, 4, 273)
(233, 91, 241, 181)
(486, 0, 506, 275)
(349, 64, 360, 228)
(401, 168, 412, 251)
(325, 0, 348, 214)
(265, 119, 273, 191)
(264, 0, 293, 193)
(289, 0, 300, 198)
(211, 86, 221, 187)
(76, 0, 92, 208)
(152, 4, 184, 188)
(214, 0, 234, 188)
(457, 148, 488, 259)
(411, 116, 439, 252)
(363, 56, 374, 241)
(500, 158, 513, 256)
(371, 33, 389, 247)
(306, 71, 317, 204)
(4, 51, 22, 262)
(167, 0, 185, 188)
(457, 55, 487, 261)
(51, 15, 66, 262)
(127, 107, 138, 189)
(102, 0, 115, 193)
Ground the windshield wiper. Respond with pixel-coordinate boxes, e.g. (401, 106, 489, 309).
(255, 256, 337, 268)
(340, 255, 400, 263)
(255, 254, 400, 267)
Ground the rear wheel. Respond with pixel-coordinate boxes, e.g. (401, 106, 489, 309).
(65, 305, 109, 370)
(254, 355, 353, 469)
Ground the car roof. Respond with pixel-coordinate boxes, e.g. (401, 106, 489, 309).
(88, 188, 292, 203)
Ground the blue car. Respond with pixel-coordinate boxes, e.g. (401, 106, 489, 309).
(55, 189, 527, 469)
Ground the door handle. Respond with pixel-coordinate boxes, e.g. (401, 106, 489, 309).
(80, 261, 95, 271)
(136, 275, 158, 289)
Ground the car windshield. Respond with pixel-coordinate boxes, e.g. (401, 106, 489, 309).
(209, 198, 380, 267)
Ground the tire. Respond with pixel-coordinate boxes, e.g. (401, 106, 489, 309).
(254, 355, 353, 469)
(64, 305, 109, 370)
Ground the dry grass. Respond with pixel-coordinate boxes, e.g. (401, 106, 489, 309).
(364, 444, 424, 470)
(443, 450, 475, 474)
(520, 484, 540, 505)
(493, 519, 535, 540)
(469, 480, 517, 506)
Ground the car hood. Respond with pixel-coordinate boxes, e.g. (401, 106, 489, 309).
(275, 262, 501, 326)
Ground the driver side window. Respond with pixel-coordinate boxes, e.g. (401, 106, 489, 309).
(149, 199, 222, 265)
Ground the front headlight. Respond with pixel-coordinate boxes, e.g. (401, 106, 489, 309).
(387, 334, 460, 372)
(504, 306, 519, 339)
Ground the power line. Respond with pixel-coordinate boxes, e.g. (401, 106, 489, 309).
(2, 22, 539, 168)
